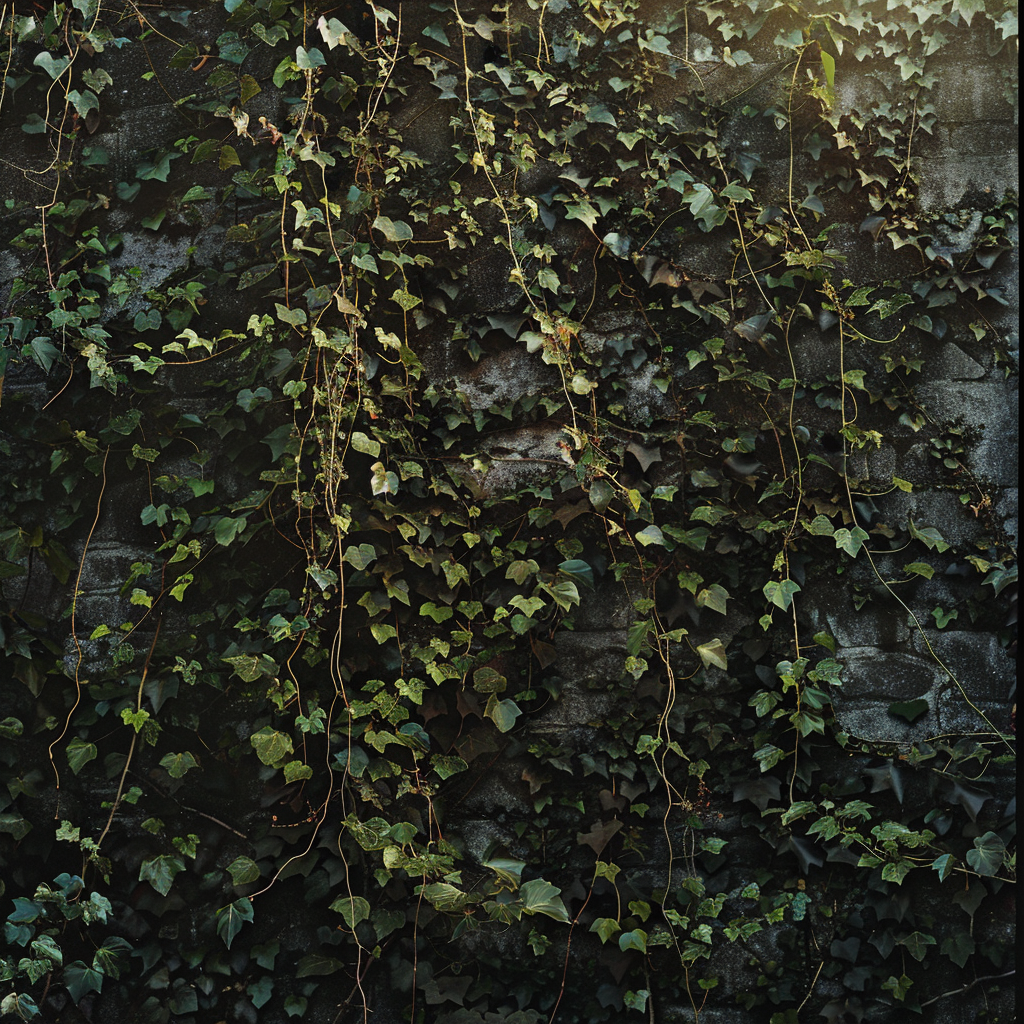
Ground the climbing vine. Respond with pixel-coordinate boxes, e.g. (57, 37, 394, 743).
(0, 1, 1016, 1022)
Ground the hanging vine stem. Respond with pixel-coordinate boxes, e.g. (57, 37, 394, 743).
(95, 616, 162, 854)
(832, 279, 1013, 756)
(48, 446, 109, 818)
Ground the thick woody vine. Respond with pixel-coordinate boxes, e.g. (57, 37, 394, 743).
(0, 1, 1017, 1023)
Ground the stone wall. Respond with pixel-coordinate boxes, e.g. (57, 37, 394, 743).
(0, 2, 1016, 1023)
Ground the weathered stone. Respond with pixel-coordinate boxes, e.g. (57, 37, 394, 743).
(833, 647, 943, 742)
(456, 346, 554, 410)
(928, 60, 1017, 123)
(916, 153, 1019, 211)
(909, 630, 1015, 704)
(926, 342, 986, 381)
(802, 583, 912, 649)
(915, 379, 1020, 488)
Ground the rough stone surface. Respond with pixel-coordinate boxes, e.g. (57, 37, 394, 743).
(0, 7, 1016, 1024)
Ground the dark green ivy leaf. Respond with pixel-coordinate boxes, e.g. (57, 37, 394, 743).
(215, 899, 254, 950)
(965, 831, 1005, 876)
(520, 878, 569, 922)
(63, 961, 103, 1003)
(887, 698, 929, 723)
(139, 855, 186, 897)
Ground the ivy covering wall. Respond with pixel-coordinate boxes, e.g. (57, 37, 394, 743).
(0, 1, 1017, 1022)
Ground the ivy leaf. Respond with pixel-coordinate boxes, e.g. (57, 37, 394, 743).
(506, 558, 539, 584)
(370, 462, 399, 496)
(543, 579, 580, 611)
(966, 832, 1005, 876)
(370, 623, 398, 644)
(418, 882, 471, 911)
(92, 936, 131, 979)
(881, 974, 913, 1001)
(510, 594, 546, 618)
(903, 562, 935, 579)
(813, 631, 836, 654)
(181, 185, 215, 203)
(284, 995, 308, 1017)
(590, 917, 621, 943)
(602, 232, 631, 258)
(66, 737, 98, 775)
(833, 527, 868, 557)
(0, 994, 39, 1020)
(618, 929, 648, 952)
(237, 262, 276, 290)
(8, 897, 43, 923)
(486, 698, 522, 733)
(294, 46, 326, 69)
(63, 961, 103, 1002)
(880, 859, 913, 884)
(558, 559, 595, 589)
(732, 776, 781, 810)
(430, 754, 468, 780)
(635, 525, 665, 547)
(139, 855, 186, 897)
(345, 816, 392, 850)
(227, 857, 261, 886)
(222, 654, 272, 683)
(213, 516, 247, 546)
(576, 819, 622, 856)
(0, 813, 32, 841)
(584, 103, 617, 126)
(763, 579, 800, 610)
(247, 977, 273, 1009)
(952, 0, 985, 25)
(275, 303, 307, 327)
(898, 931, 936, 961)
(250, 727, 294, 766)
(283, 760, 313, 782)
(695, 584, 729, 615)
(33, 52, 72, 78)
(720, 182, 753, 202)
(215, 899, 254, 950)
(753, 744, 786, 772)
(329, 895, 371, 928)
(887, 698, 929, 723)
(344, 542, 377, 569)
(696, 639, 728, 671)
(158, 751, 198, 778)
(941, 931, 975, 968)
(806, 515, 834, 536)
(372, 215, 414, 242)
(520, 879, 569, 922)
(473, 667, 507, 693)
(564, 200, 599, 229)
(820, 48, 835, 89)
(318, 16, 353, 49)
(295, 954, 343, 978)
(868, 293, 914, 320)
(420, 601, 453, 623)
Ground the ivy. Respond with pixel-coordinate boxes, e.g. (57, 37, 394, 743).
(0, 0, 1016, 1021)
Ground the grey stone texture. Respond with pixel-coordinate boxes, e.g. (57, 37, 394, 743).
(0, 6, 1016, 1024)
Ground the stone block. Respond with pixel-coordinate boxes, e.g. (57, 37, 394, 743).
(802, 583, 912, 649)
(465, 422, 565, 497)
(908, 630, 1015, 704)
(916, 153, 1019, 211)
(949, 122, 1021, 157)
(926, 342, 986, 381)
(833, 647, 943, 743)
(915, 379, 1019, 488)
(1000, 487, 1018, 544)
(928, 61, 1016, 123)
(456, 346, 554, 410)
